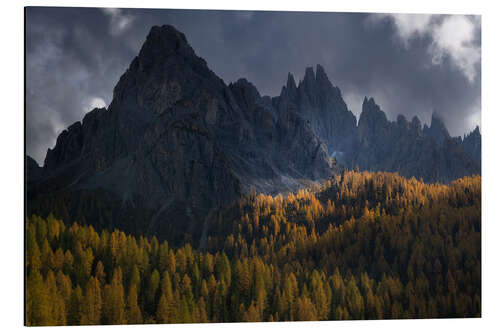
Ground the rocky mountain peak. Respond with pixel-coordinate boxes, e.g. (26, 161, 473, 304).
(315, 64, 330, 86)
(286, 73, 297, 91)
(126, 24, 206, 85)
(363, 96, 375, 108)
(461, 125, 481, 166)
(409, 116, 423, 136)
(276, 64, 357, 158)
(228, 78, 261, 109)
(138, 25, 194, 66)
(430, 111, 448, 130)
(396, 114, 408, 128)
(278, 73, 298, 103)
(297, 65, 338, 96)
(410, 116, 422, 129)
(470, 125, 481, 137)
(112, 24, 223, 116)
(425, 111, 451, 146)
(359, 97, 388, 127)
(303, 66, 316, 86)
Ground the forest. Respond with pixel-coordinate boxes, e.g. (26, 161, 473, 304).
(25, 171, 481, 325)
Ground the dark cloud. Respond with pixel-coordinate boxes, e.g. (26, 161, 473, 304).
(26, 7, 481, 164)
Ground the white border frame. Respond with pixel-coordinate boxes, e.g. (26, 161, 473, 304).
(2, 1, 499, 332)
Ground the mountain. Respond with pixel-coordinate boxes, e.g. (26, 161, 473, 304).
(27, 25, 480, 245)
(274, 66, 480, 183)
(461, 125, 481, 167)
(275, 65, 358, 159)
(345, 99, 480, 183)
(27, 25, 337, 246)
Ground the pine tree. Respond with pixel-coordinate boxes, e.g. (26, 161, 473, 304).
(67, 285, 84, 325)
(295, 296, 317, 321)
(103, 268, 126, 324)
(26, 269, 51, 326)
(146, 269, 160, 314)
(126, 284, 143, 324)
(45, 270, 67, 325)
(156, 294, 170, 324)
(81, 276, 102, 324)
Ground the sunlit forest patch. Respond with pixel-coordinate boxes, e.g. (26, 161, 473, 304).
(25, 171, 481, 325)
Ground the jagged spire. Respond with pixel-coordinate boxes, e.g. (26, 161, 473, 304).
(286, 72, 297, 90)
(315, 64, 329, 84)
(431, 110, 444, 122)
(362, 96, 377, 111)
(359, 96, 388, 132)
(425, 109, 450, 145)
(410, 115, 422, 133)
(304, 66, 316, 87)
(396, 114, 408, 128)
(430, 111, 448, 132)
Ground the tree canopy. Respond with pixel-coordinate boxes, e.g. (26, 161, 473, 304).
(26, 171, 481, 325)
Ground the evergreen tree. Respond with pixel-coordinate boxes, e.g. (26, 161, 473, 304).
(126, 284, 143, 324)
(81, 276, 102, 325)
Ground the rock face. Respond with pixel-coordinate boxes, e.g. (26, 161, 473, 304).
(27, 25, 480, 245)
(26, 156, 42, 184)
(461, 126, 481, 168)
(275, 65, 357, 163)
(345, 99, 480, 183)
(423, 112, 451, 147)
(27, 25, 337, 246)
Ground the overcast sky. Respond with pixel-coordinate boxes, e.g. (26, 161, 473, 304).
(26, 7, 481, 164)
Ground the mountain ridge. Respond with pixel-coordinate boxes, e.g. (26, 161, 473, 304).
(27, 25, 338, 245)
(27, 24, 480, 245)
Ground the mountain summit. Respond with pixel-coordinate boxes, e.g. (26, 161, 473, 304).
(27, 25, 480, 246)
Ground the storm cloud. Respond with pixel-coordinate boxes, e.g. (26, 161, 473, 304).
(25, 7, 481, 164)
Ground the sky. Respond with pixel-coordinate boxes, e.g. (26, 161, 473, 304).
(26, 7, 481, 165)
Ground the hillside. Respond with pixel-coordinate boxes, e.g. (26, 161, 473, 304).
(26, 171, 481, 325)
